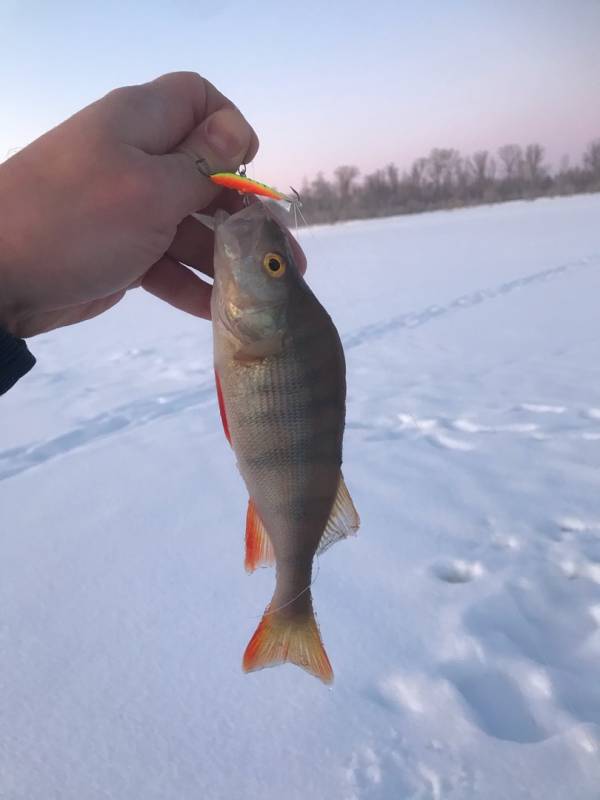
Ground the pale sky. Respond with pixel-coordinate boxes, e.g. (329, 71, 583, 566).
(1, 0, 599, 188)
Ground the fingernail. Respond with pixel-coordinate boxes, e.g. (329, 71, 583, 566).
(204, 109, 247, 160)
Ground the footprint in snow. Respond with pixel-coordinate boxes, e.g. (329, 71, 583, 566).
(376, 673, 427, 714)
(107, 346, 155, 362)
(367, 413, 475, 452)
(452, 418, 539, 435)
(0, 385, 215, 482)
(557, 558, 600, 584)
(464, 576, 598, 669)
(429, 432, 474, 452)
(441, 661, 549, 743)
(517, 403, 566, 414)
(433, 559, 483, 584)
(579, 539, 600, 564)
(397, 414, 474, 451)
(558, 517, 600, 534)
(490, 533, 521, 551)
(344, 744, 444, 800)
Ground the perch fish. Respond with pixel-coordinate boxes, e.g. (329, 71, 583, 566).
(207, 201, 359, 683)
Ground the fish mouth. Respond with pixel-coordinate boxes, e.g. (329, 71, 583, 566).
(225, 298, 286, 320)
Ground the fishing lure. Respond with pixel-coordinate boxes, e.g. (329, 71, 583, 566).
(209, 170, 297, 204)
(194, 158, 300, 207)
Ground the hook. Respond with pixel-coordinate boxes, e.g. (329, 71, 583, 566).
(289, 186, 303, 208)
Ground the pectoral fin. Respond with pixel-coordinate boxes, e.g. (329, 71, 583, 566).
(317, 474, 360, 555)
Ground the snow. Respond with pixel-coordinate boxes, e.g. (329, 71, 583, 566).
(2, 193, 600, 798)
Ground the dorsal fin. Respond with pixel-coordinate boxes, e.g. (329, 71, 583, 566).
(317, 474, 360, 555)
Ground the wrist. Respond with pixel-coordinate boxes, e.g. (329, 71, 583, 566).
(0, 157, 34, 337)
(0, 247, 21, 337)
(0, 250, 22, 337)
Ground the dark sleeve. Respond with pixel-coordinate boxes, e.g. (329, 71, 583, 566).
(0, 327, 36, 395)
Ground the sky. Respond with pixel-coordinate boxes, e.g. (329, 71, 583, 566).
(1, 0, 599, 188)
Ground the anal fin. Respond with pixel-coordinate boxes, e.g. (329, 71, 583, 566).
(245, 499, 275, 573)
(317, 473, 360, 555)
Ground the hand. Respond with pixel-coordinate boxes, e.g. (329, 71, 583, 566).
(0, 71, 260, 338)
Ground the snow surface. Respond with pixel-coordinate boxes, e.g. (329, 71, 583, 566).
(2, 193, 600, 799)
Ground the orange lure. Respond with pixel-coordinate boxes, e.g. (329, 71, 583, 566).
(208, 171, 296, 204)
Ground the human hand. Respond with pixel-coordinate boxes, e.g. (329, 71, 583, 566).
(0, 71, 267, 338)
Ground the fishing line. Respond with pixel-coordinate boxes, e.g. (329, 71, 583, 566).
(251, 556, 321, 619)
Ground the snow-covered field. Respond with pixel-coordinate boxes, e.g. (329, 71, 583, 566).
(2, 193, 600, 799)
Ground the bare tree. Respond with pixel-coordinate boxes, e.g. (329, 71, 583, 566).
(558, 154, 570, 174)
(410, 157, 428, 190)
(362, 169, 388, 215)
(471, 151, 491, 186)
(309, 172, 337, 221)
(452, 155, 472, 202)
(497, 144, 524, 180)
(297, 134, 600, 225)
(334, 165, 360, 213)
(385, 163, 399, 206)
(426, 148, 460, 196)
(523, 143, 546, 185)
(583, 139, 600, 179)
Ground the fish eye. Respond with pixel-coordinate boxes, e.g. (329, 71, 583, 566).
(262, 252, 286, 278)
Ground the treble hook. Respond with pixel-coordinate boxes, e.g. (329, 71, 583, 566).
(289, 186, 302, 208)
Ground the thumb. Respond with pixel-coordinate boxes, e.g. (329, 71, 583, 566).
(157, 106, 258, 222)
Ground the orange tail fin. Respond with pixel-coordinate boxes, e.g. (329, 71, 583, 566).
(243, 602, 333, 684)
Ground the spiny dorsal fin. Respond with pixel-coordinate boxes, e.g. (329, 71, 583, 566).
(243, 602, 333, 684)
(245, 499, 275, 573)
(317, 474, 360, 555)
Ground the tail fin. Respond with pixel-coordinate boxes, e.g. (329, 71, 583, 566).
(243, 602, 333, 684)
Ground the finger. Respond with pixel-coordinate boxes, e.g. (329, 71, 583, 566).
(142, 255, 212, 319)
(178, 105, 255, 171)
(167, 191, 245, 274)
(101, 72, 233, 154)
(165, 215, 214, 275)
(147, 107, 255, 225)
(153, 104, 256, 222)
(149, 73, 258, 163)
(97, 71, 258, 222)
(246, 129, 260, 164)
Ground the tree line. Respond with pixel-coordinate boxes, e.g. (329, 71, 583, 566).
(297, 138, 600, 224)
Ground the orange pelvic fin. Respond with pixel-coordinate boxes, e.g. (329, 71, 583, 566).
(214, 369, 231, 445)
(245, 499, 275, 573)
(243, 603, 333, 684)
